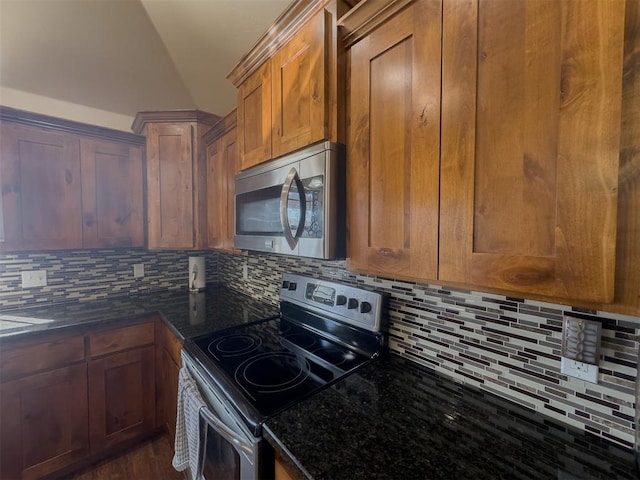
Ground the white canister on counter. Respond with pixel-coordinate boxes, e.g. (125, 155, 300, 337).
(188, 256, 206, 291)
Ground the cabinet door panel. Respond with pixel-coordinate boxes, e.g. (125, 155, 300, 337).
(88, 346, 156, 452)
(0, 124, 82, 250)
(0, 364, 89, 480)
(272, 10, 327, 158)
(207, 128, 238, 250)
(439, 0, 625, 302)
(238, 61, 272, 170)
(146, 124, 195, 248)
(347, 0, 441, 281)
(80, 139, 144, 248)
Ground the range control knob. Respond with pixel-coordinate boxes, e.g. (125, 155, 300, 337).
(347, 298, 359, 310)
(360, 301, 372, 314)
(336, 295, 347, 306)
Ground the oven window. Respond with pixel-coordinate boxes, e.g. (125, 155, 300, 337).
(201, 423, 241, 480)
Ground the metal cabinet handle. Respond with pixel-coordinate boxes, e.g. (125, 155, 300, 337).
(280, 167, 306, 250)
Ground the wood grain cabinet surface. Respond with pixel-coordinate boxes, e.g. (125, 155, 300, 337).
(0, 108, 146, 252)
(80, 138, 144, 248)
(0, 330, 89, 480)
(156, 321, 183, 443)
(205, 110, 239, 251)
(0, 123, 83, 251)
(237, 61, 272, 170)
(132, 110, 219, 249)
(230, 0, 349, 170)
(0, 317, 163, 479)
(342, 0, 637, 309)
(346, 0, 441, 282)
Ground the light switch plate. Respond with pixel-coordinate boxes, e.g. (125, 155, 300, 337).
(22, 270, 47, 288)
(561, 357, 599, 384)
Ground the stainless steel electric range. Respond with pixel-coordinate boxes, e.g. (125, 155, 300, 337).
(180, 273, 387, 480)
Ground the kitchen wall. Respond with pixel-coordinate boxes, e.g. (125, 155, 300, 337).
(218, 250, 640, 449)
(2, 246, 637, 449)
(0, 249, 218, 309)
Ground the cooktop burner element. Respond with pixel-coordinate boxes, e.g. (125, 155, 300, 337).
(208, 334, 262, 358)
(185, 273, 387, 436)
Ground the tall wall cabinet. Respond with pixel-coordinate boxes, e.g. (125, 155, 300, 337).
(204, 110, 239, 251)
(342, 0, 639, 311)
(0, 107, 145, 252)
(132, 110, 219, 249)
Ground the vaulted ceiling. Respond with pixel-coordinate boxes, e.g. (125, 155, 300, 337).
(0, 0, 290, 130)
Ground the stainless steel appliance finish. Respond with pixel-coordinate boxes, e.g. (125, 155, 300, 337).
(181, 273, 386, 480)
(234, 141, 345, 259)
(181, 350, 263, 480)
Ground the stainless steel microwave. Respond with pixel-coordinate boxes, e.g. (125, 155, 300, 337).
(234, 141, 345, 259)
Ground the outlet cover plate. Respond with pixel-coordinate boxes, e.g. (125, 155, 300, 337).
(561, 357, 599, 383)
(133, 264, 144, 278)
(22, 270, 47, 288)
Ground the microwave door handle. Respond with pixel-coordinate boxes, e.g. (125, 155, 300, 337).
(199, 406, 254, 457)
(280, 167, 306, 250)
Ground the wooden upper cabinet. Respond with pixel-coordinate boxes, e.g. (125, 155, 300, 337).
(205, 110, 238, 251)
(80, 139, 144, 248)
(0, 123, 83, 251)
(0, 107, 146, 252)
(346, 0, 442, 281)
(438, 0, 626, 302)
(237, 61, 272, 170)
(230, 0, 349, 170)
(271, 10, 328, 158)
(133, 110, 219, 249)
(342, 0, 633, 307)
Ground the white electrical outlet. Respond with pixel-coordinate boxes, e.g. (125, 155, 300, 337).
(242, 262, 248, 280)
(561, 357, 599, 384)
(21, 270, 47, 288)
(133, 263, 144, 278)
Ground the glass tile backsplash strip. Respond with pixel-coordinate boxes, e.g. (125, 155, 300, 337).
(218, 251, 640, 449)
(0, 249, 218, 308)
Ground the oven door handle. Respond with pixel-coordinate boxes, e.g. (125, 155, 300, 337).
(280, 167, 306, 250)
(199, 406, 254, 456)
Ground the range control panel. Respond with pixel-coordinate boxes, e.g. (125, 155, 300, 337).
(279, 273, 385, 332)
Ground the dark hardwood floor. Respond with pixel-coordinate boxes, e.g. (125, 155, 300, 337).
(66, 435, 183, 480)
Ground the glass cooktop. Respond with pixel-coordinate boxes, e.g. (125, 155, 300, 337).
(188, 313, 374, 423)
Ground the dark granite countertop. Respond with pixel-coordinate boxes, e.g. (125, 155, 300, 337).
(264, 354, 638, 480)
(0, 286, 279, 341)
(2, 290, 637, 479)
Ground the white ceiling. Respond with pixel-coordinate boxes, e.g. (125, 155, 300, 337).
(0, 0, 290, 126)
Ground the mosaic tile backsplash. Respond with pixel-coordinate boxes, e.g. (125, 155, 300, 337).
(0, 249, 218, 308)
(218, 251, 640, 449)
(1, 246, 638, 450)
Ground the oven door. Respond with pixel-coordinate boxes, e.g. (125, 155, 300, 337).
(181, 351, 261, 480)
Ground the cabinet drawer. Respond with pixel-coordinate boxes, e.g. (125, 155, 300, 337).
(88, 321, 155, 357)
(0, 335, 85, 381)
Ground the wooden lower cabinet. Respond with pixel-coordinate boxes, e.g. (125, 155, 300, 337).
(274, 455, 296, 480)
(0, 363, 89, 480)
(88, 346, 156, 453)
(0, 317, 164, 479)
(156, 321, 183, 443)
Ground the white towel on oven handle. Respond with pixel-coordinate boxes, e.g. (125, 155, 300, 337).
(173, 366, 206, 479)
